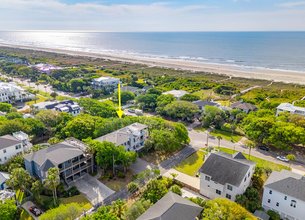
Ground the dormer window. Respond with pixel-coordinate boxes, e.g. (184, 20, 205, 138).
(205, 176, 210, 181)
(269, 190, 272, 194)
(227, 185, 233, 191)
(291, 200, 296, 208)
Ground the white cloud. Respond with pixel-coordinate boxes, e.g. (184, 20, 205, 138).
(0, 0, 304, 31)
(278, 1, 305, 8)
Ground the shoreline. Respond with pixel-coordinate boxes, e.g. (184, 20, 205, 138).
(1, 42, 305, 85)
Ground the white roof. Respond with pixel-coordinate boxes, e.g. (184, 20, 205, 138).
(0, 172, 10, 184)
(93, 76, 119, 82)
(162, 90, 189, 98)
(0, 82, 25, 93)
(277, 103, 305, 113)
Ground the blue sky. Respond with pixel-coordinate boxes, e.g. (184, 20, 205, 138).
(0, 0, 305, 31)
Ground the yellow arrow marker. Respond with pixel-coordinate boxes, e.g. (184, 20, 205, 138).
(116, 83, 124, 118)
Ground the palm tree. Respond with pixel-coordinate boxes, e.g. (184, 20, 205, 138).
(44, 167, 60, 206)
(245, 140, 255, 160)
(217, 136, 222, 150)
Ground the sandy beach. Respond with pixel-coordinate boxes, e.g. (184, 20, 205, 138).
(1, 42, 305, 85)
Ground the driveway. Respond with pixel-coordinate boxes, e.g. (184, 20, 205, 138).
(71, 174, 115, 205)
(22, 201, 40, 220)
(130, 158, 152, 174)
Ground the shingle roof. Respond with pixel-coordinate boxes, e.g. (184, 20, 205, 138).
(137, 192, 203, 220)
(265, 170, 305, 202)
(24, 139, 87, 166)
(0, 135, 22, 150)
(200, 152, 254, 186)
(231, 101, 257, 111)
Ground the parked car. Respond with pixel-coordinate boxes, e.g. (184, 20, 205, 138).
(276, 156, 289, 162)
(258, 146, 270, 151)
(29, 206, 42, 217)
(128, 109, 135, 113)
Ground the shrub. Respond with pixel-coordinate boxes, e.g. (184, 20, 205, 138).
(127, 182, 139, 194)
(267, 210, 280, 220)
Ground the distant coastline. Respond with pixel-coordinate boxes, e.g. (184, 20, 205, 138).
(1, 42, 305, 85)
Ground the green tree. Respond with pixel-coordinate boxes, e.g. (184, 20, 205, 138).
(6, 168, 31, 191)
(44, 167, 60, 206)
(79, 98, 117, 118)
(39, 203, 83, 220)
(245, 140, 255, 160)
(142, 179, 169, 203)
(202, 106, 226, 129)
(236, 187, 261, 212)
(0, 103, 12, 112)
(163, 101, 199, 121)
(114, 91, 135, 104)
(136, 94, 158, 110)
(83, 205, 119, 220)
(169, 184, 182, 195)
(202, 198, 256, 220)
(287, 154, 296, 168)
(31, 180, 43, 199)
(180, 94, 200, 102)
(0, 199, 17, 220)
(125, 199, 152, 220)
(149, 129, 181, 152)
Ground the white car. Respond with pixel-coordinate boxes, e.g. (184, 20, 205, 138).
(276, 156, 289, 162)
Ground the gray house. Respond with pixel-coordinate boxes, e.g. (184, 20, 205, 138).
(24, 138, 94, 185)
(200, 152, 255, 201)
(137, 191, 203, 220)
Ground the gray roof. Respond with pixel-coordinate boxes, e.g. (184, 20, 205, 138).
(137, 192, 203, 220)
(200, 152, 254, 186)
(254, 210, 270, 220)
(231, 101, 257, 111)
(24, 139, 87, 166)
(192, 100, 219, 108)
(0, 135, 22, 150)
(265, 170, 305, 202)
(95, 123, 148, 146)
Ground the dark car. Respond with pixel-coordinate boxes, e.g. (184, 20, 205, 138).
(29, 206, 42, 217)
(258, 146, 270, 151)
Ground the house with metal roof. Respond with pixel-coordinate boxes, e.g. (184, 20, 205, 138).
(262, 170, 305, 220)
(24, 138, 94, 185)
(33, 100, 81, 116)
(95, 123, 148, 152)
(137, 191, 203, 220)
(231, 101, 257, 113)
(91, 76, 120, 93)
(276, 103, 305, 117)
(162, 90, 189, 99)
(199, 152, 255, 201)
(0, 131, 31, 164)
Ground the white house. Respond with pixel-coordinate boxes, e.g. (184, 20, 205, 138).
(276, 103, 305, 117)
(262, 170, 305, 220)
(0, 172, 10, 190)
(95, 123, 148, 152)
(0, 82, 35, 103)
(33, 100, 81, 116)
(0, 131, 31, 164)
(91, 76, 120, 92)
(162, 90, 189, 99)
(199, 152, 255, 201)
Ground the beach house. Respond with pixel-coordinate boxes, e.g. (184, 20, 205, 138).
(91, 76, 120, 93)
(95, 123, 148, 152)
(262, 170, 305, 220)
(0, 131, 31, 164)
(276, 103, 305, 117)
(199, 152, 255, 201)
(24, 138, 94, 185)
(0, 82, 34, 103)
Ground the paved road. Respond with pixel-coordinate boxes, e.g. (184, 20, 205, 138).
(188, 129, 305, 175)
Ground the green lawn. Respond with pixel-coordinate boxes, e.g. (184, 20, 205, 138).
(219, 147, 290, 171)
(175, 150, 206, 176)
(210, 129, 243, 143)
(20, 209, 34, 220)
(192, 89, 221, 100)
(26, 94, 48, 106)
(60, 194, 92, 210)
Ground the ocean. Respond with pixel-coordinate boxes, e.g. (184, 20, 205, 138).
(0, 31, 305, 72)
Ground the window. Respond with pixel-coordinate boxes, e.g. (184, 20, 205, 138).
(3, 149, 6, 154)
(226, 194, 231, 199)
(216, 190, 221, 195)
(267, 199, 271, 203)
(227, 185, 233, 191)
(284, 196, 287, 200)
(15, 145, 21, 150)
(269, 190, 272, 194)
(290, 200, 297, 208)
(205, 176, 210, 181)
(244, 177, 247, 182)
(276, 202, 279, 207)
(4, 157, 7, 160)
(248, 172, 250, 177)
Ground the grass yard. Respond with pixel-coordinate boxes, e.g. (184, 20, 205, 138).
(20, 209, 34, 220)
(219, 147, 290, 171)
(60, 194, 92, 210)
(192, 89, 221, 100)
(210, 129, 243, 143)
(100, 170, 134, 192)
(26, 94, 48, 105)
(217, 100, 231, 107)
(175, 149, 206, 176)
